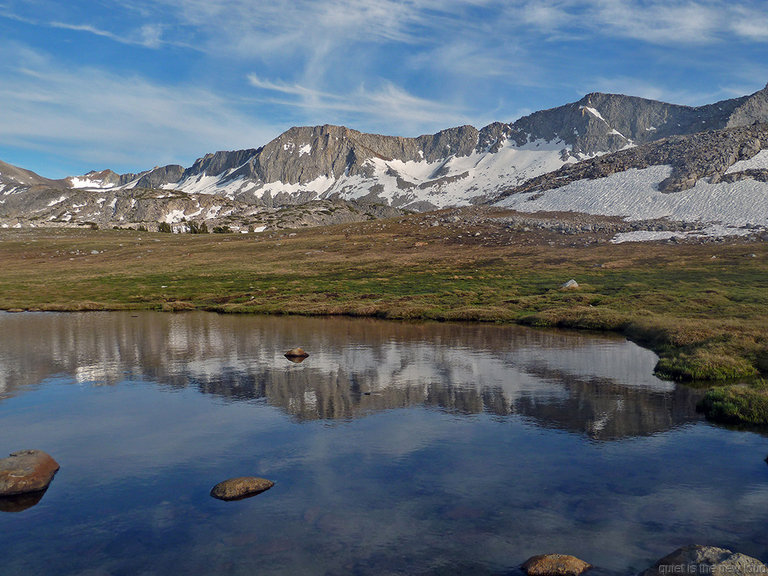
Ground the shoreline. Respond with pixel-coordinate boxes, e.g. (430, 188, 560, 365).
(2, 212, 767, 422)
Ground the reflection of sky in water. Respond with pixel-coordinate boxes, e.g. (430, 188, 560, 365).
(0, 312, 767, 575)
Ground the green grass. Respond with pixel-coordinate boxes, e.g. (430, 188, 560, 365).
(698, 381, 768, 425)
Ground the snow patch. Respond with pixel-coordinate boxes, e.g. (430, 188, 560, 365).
(496, 164, 768, 229)
(581, 106, 607, 123)
(255, 174, 335, 199)
(47, 195, 68, 207)
(164, 210, 187, 224)
(726, 149, 768, 173)
(299, 144, 312, 156)
(70, 177, 116, 190)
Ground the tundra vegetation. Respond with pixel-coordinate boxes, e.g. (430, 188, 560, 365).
(1, 209, 767, 424)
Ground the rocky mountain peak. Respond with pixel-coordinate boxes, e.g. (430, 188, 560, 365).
(727, 83, 768, 128)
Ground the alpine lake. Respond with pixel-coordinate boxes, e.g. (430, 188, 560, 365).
(1, 311, 766, 575)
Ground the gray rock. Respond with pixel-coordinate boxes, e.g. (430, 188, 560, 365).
(561, 279, 579, 290)
(640, 545, 768, 576)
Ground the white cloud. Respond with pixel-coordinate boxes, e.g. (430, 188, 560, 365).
(247, 75, 473, 135)
(0, 44, 280, 174)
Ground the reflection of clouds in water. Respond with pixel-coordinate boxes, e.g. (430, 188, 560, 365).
(1, 352, 767, 575)
(0, 312, 699, 439)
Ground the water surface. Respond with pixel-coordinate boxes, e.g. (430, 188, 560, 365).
(0, 312, 766, 575)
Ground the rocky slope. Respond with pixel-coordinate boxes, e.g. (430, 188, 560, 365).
(2, 83, 768, 232)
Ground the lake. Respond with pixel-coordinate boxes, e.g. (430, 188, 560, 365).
(1, 311, 766, 575)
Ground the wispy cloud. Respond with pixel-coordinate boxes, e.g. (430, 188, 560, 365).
(49, 20, 173, 49)
(0, 44, 281, 175)
(247, 75, 472, 135)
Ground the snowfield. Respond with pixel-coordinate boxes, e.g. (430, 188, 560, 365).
(495, 165, 768, 237)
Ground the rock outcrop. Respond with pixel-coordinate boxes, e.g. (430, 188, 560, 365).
(0, 450, 60, 496)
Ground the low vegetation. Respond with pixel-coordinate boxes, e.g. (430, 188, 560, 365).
(2, 209, 767, 423)
(698, 381, 768, 426)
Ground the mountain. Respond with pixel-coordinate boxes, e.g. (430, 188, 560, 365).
(1, 83, 768, 234)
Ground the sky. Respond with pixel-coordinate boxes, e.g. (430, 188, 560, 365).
(0, 0, 767, 179)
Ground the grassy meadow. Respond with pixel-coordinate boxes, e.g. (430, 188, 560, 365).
(2, 212, 767, 423)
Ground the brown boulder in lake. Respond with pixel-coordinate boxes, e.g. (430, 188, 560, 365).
(640, 545, 768, 576)
(284, 347, 309, 360)
(210, 477, 274, 501)
(0, 450, 60, 496)
(522, 554, 592, 576)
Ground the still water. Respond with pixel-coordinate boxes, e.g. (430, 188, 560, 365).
(0, 312, 766, 575)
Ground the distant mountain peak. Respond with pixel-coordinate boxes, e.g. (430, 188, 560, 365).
(2, 82, 768, 234)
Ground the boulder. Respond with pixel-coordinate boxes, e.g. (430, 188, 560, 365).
(561, 279, 579, 290)
(210, 477, 274, 501)
(640, 545, 768, 576)
(522, 554, 592, 576)
(0, 450, 60, 496)
(284, 347, 309, 359)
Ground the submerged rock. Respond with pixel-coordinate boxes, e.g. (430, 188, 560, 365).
(0, 450, 60, 497)
(522, 553, 592, 576)
(641, 545, 768, 576)
(210, 477, 274, 501)
(284, 347, 309, 360)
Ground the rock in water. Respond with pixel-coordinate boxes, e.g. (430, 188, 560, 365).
(522, 554, 592, 576)
(0, 450, 60, 496)
(284, 347, 309, 359)
(561, 279, 579, 290)
(641, 546, 768, 576)
(210, 477, 275, 501)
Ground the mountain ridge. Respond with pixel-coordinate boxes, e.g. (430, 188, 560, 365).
(2, 83, 768, 235)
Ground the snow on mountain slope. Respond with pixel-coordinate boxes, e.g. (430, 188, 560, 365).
(70, 176, 117, 189)
(73, 136, 578, 210)
(726, 149, 768, 173)
(495, 164, 768, 234)
(326, 139, 578, 209)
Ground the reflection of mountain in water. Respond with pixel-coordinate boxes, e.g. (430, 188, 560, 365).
(0, 311, 704, 440)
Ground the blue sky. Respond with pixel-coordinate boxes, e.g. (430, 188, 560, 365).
(0, 0, 767, 179)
